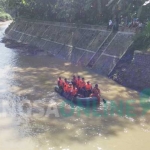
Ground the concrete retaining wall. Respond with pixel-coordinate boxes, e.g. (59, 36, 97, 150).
(112, 51, 150, 90)
(93, 32, 133, 75)
(5, 19, 134, 76)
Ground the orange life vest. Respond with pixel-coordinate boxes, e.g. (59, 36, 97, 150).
(66, 85, 73, 93)
(71, 87, 78, 96)
(85, 83, 92, 90)
(63, 82, 68, 92)
(58, 78, 64, 86)
(79, 80, 86, 88)
(76, 79, 81, 87)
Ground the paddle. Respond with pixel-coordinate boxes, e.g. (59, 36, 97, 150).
(103, 99, 107, 104)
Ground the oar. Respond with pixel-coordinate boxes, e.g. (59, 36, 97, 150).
(103, 99, 107, 104)
(99, 94, 106, 104)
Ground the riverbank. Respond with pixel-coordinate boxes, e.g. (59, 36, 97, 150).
(2, 38, 46, 56)
(4, 19, 150, 91)
(111, 50, 150, 91)
(2, 37, 150, 96)
(0, 20, 12, 26)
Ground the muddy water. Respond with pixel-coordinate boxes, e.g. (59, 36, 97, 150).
(0, 22, 150, 150)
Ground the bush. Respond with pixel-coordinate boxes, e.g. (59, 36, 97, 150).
(133, 22, 150, 51)
(0, 12, 12, 21)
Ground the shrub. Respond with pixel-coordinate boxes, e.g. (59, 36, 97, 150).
(133, 22, 150, 51)
(0, 12, 12, 21)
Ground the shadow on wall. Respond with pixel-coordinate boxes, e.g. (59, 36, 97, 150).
(112, 51, 150, 91)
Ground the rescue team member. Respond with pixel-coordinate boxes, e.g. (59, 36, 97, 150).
(65, 82, 73, 98)
(63, 78, 69, 93)
(71, 85, 78, 97)
(85, 81, 92, 97)
(79, 78, 86, 96)
(76, 76, 82, 89)
(57, 77, 64, 95)
(79, 78, 86, 88)
(72, 75, 77, 86)
(90, 84, 100, 103)
(57, 77, 101, 102)
(57, 77, 64, 88)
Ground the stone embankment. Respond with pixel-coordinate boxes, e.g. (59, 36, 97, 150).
(5, 19, 150, 90)
(5, 19, 134, 74)
(112, 51, 150, 90)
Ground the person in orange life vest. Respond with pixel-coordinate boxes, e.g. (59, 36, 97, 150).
(66, 82, 73, 92)
(85, 81, 92, 97)
(71, 85, 78, 97)
(90, 84, 101, 103)
(79, 78, 86, 88)
(71, 75, 77, 87)
(76, 76, 82, 89)
(65, 82, 73, 98)
(57, 77, 64, 95)
(79, 78, 86, 97)
(63, 78, 69, 93)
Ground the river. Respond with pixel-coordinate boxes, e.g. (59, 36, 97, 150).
(0, 22, 150, 150)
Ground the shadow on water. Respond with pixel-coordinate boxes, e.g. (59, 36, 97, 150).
(1, 61, 149, 147)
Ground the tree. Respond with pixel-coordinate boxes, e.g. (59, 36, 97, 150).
(4, 0, 150, 24)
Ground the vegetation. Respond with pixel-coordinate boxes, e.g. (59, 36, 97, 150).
(0, 11, 12, 21)
(5, 0, 150, 24)
(133, 21, 150, 51)
(0, 0, 12, 21)
(4, 0, 150, 50)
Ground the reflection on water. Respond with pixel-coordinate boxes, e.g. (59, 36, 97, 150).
(0, 22, 150, 150)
